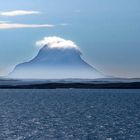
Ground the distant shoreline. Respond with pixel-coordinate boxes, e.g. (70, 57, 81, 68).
(0, 82, 140, 89)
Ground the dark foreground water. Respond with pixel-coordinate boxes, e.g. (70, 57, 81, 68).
(0, 89, 140, 140)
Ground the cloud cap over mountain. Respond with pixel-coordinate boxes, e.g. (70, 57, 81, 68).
(36, 36, 79, 50)
(9, 37, 104, 79)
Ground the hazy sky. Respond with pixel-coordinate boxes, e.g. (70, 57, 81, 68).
(0, 0, 140, 78)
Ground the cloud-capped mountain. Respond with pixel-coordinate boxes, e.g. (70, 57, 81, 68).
(9, 37, 104, 79)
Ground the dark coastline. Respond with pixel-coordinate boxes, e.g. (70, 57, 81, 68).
(0, 82, 140, 89)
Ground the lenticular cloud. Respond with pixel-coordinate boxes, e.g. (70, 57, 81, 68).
(36, 36, 79, 50)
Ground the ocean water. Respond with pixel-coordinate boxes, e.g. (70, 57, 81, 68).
(0, 89, 140, 140)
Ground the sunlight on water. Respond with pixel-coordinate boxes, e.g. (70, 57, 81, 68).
(0, 89, 140, 140)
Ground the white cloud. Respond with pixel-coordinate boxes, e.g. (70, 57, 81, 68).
(60, 23, 68, 26)
(0, 10, 40, 17)
(0, 23, 55, 29)
(0, 21, 9, 23)
(36, 36, 79, 50)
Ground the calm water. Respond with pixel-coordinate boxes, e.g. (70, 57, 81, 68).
(0, 89, 140, 140)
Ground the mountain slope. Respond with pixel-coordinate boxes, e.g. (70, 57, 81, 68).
(9, 38, 104, 79)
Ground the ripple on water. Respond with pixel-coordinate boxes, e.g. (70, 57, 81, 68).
(0, 89, 139, 140)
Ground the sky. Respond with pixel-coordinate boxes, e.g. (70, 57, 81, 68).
(0, 0, 140, 78)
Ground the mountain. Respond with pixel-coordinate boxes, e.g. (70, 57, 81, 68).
(9, 45, 104, 79)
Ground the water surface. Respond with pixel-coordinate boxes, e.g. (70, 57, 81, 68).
(0, 89, 140, 140)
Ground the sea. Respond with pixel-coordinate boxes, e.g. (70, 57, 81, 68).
(0, 89, 140, 140)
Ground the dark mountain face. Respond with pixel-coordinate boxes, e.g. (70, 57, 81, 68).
(9, 45, 104, 79)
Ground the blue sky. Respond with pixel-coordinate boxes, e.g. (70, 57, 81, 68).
(0, 0, 140, 78)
